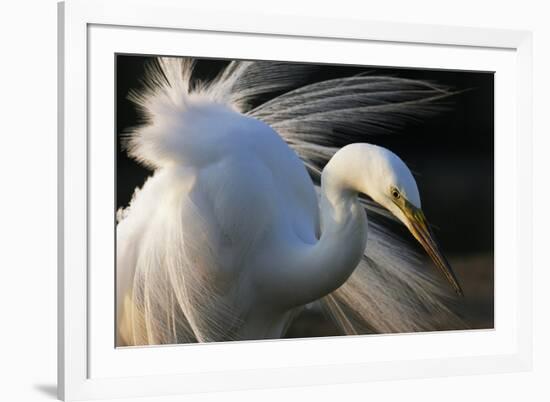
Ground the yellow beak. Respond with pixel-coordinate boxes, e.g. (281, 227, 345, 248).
(402, 202, 464, 297)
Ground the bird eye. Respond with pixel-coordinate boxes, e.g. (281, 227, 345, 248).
(391, 188, 400, 199)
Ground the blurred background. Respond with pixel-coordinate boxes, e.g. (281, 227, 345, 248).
(116, 55, 494, 336)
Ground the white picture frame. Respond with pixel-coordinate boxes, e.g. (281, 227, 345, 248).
(58, 0, 533, 400)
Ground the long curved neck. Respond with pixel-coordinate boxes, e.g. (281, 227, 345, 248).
(283, 146, 370, 306)
(315, 149, 369, 287)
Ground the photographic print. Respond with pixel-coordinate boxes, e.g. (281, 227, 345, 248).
(115, 55, 494, 347)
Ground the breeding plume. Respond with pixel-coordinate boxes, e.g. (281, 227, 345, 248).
(116, 58, 464, 346)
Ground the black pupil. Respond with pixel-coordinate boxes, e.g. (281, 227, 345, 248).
(393, 190, 399, 198)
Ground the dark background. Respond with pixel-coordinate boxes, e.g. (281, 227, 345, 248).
(116, 55, 494, 333)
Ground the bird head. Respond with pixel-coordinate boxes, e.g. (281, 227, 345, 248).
(361, 145, 464, 297)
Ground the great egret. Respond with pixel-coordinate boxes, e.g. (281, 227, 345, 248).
(116, 57, 465, 346)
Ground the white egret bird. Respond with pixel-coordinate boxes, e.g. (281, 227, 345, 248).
(116, 58, 464, 346)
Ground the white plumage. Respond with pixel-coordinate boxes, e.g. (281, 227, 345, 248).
(116, 58, 464, 346)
